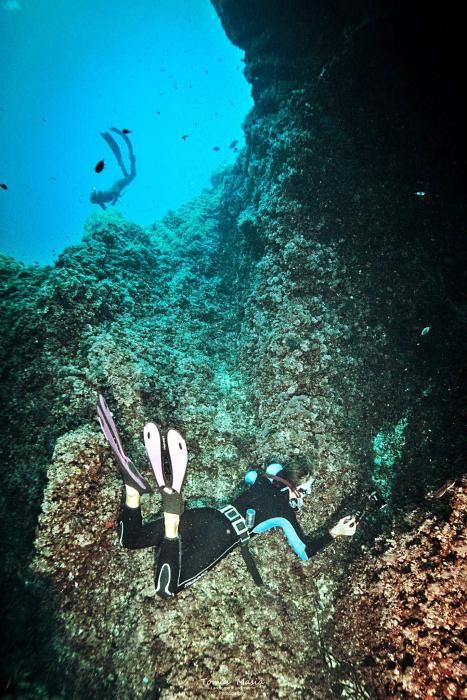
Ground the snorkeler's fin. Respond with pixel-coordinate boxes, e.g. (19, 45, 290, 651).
(97, 394, 152, 494)
(144, 422, 166, 488)
(101, 130, 126, 173)
(144, 423, 187, 495)
(166, 428, 187, 494)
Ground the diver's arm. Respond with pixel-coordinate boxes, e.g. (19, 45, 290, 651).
(305, 516, 357, 557)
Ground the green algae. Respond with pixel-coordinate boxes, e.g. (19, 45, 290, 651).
(371, 417, 409, 499)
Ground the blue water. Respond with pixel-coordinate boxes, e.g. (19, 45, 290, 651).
(0, 0, 252, 266)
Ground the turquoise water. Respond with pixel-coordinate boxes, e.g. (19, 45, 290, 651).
(0, 0, 252, 265)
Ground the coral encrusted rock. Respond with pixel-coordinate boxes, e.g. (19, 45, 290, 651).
(330, 477, 467, 699)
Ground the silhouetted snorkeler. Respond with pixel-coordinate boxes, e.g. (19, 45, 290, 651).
(96, 396, 374, 600)
(90, 127, 136, 210)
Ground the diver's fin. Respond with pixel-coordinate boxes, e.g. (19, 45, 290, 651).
(97, 395, 151, 494)
(110, 126, 135, 177)
(101, 130, 126, 173)
(166, 429, 187, 493)
(144, 422, 165, 488)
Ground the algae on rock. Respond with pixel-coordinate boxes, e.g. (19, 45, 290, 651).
(1, 0, 466, 698)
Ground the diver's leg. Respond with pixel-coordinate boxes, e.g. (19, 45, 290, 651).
(125, 484, 140, 509)
(155, 535, 181, 599)
(119, 485, 164, 549)
(157, 428, 187, 537)
(101, 131, 128, 176)
(153, 431, 187, 599)
(111, 127, 136, 180)
(154, 488, 185, 598)
(163, 510, 180, 538)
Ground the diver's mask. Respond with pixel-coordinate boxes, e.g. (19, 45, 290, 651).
(290, 474, 315, 510)
(265, 464, 315, 511)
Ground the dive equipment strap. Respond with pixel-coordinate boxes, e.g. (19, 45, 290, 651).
(239, 542, 263, 587)
(265, 473, 301, 500)
(219, 505, 263, 586)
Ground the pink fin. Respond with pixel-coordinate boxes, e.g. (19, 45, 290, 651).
(144, 422, 165, 488)
(167, 429, 187, 493)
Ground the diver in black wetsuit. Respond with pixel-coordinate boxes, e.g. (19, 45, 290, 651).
(97, 396, 357, 600)
(90, 127, 136, 210)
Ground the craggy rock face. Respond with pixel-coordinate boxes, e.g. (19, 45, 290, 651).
(330, 477, 467, 699)
(1, 1, 466, 698)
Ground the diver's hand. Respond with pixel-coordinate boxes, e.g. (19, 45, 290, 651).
(330, 515, 357, 538)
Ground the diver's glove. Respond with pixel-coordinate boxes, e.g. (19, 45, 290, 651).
(330, 515, 358, 537)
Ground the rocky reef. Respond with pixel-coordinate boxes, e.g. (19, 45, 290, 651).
(330, 476, 467, 699)
(1, 0, 466, 698)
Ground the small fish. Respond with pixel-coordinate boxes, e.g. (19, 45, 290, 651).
(229, 140, 238, 149)
(421, 326, 431, 336)
(0, 183, 8, 190)
(182, 134, 189, 141)
(432, 479, 456, 499)
(94, 160, 105, 173)
(122, 128, 131, 134)
(213, 146, 220, 151)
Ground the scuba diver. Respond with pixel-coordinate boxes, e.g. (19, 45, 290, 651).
(90, 127, 136, 210)
(97, 395, 368, 600)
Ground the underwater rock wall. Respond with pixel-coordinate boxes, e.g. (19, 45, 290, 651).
(212, 0, 467, 696)
(1, 0, 466, 698)
(2, 198, 257, 696)
(330, 476, 467, 699)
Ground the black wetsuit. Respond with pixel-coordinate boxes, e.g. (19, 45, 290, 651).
(120, 471, 334, 599)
